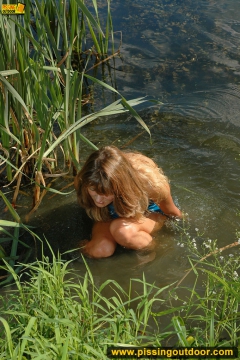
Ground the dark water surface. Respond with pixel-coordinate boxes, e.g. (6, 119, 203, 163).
(1, 1, 240, 298)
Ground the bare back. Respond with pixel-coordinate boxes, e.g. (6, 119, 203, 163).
(124, 152, 169, 202)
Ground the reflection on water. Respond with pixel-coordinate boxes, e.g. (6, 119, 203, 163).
(105, 0, 240, 100)
(1, 0, 240, 295)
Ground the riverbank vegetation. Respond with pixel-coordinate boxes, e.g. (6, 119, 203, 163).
(0, 236, 239, 359)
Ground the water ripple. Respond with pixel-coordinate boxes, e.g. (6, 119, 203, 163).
(162, 84, 240, 126)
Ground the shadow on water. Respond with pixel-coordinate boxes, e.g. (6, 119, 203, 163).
(25, 196, 93, 262)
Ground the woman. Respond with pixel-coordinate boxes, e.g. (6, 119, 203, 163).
(74, 146, 182, 258)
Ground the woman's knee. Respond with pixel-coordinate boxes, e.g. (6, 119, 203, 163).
(110, 219, 141, 248)
(110, 218, 154, 250)
(85, 238, 116, 258)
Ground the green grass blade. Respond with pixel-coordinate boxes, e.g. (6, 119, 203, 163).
(0, 74, 32, 120)
(7, 18, 51, 61)
(0, 191, 20, 223)
(78, 133, 98, 150)
(0, 317, 13, 358)
(84, 74, 150, 134)
(121, 97, 151, 136)
(172, 316, 189, 347)
(0, 70, 19, 76)
(20, 317, 37, 356)
(75, 0, 104, 36)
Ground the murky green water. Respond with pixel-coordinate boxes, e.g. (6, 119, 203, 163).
(1, 0, 240, 297)
(72, 0, 240, 288)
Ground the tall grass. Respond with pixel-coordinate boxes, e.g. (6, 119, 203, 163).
(0, 249, 174, 359)
(0, 242, 239, 359)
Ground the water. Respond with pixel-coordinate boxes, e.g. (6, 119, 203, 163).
(1, 0, 240, 296)
(72, 0, 240, 289)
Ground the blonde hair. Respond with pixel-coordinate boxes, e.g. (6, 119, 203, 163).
(75, 146, 169, 221)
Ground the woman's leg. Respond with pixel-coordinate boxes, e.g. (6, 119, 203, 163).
(80, 213, 166, 258)
(80, 221, 117, 258)
(109, 213, 166, 250)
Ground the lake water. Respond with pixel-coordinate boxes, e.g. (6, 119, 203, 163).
(69, 0, 240, 288)
(1, 0, 240, 298)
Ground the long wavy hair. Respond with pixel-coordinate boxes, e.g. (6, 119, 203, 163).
(75, 146, 169, 221)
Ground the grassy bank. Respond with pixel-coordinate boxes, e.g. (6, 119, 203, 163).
(0, 237, 239, 359)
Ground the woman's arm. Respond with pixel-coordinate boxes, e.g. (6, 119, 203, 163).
(156, 183, 182, 218)
(158, 193, 182, 218)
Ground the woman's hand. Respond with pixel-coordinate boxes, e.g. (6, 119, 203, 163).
(157, 183, 182, 218)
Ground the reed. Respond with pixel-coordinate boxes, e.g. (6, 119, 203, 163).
(0, 0, 149, 268)
(0, 0, 149, 203)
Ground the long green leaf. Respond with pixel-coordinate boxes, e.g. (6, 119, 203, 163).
(20, 317, 37, 356)
(0, 191, 20, 223)
(0, 70, 19, 76)
(172, 316, 190, 347)
(0, 220, 21, 227)
(75, 0, 104, 36)
(84, 74, 150, 134)
(0, 74, 32, 120)
(0, 317, 13, 357)
(0, 124, 21, 145)
(121, 97, 151, 136)
(7, 18, 51, 61)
